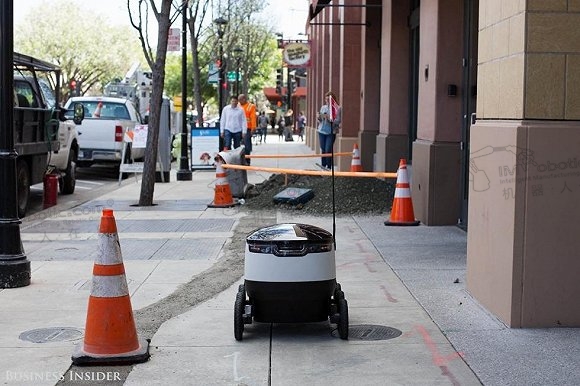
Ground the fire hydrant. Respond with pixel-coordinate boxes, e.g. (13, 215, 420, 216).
(43, 173, 59, 209)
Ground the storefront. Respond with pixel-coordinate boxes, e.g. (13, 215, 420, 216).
(306, 0, 580, 328)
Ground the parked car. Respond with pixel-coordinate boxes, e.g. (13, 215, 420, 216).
(64, 96, 145, 168)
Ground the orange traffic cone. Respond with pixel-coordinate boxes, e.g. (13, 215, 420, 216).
(208, 161, 238, 208)
(93, 102, 103, 118)
(385, 159, 420, 226)
(350, 144, 363, 172)
(72, 209, 150, 365)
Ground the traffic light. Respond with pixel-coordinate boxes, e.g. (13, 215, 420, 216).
(275, 68, 283, 95)
(69, 79, 77, 95)
(291, 75, 297, 94)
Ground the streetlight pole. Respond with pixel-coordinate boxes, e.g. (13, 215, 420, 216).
(214, 17, 228, 122)
(0, 0, 30, 288)
(233, 47, 243, 96)
(286, 67, 292, 113)
(176, 0, 192, 181)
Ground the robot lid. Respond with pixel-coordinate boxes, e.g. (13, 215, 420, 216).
(246, 223, 332, 243)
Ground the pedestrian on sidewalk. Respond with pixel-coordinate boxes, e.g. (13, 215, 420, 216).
(283, 110, 294, 142)
(277, 116, 285, 141)
(220, 96, 247, 150)
(317, 91, 341, 170)
(239, 94, 256, 164)
(258, 111, 269, 143)
(297, 111, 306, 141)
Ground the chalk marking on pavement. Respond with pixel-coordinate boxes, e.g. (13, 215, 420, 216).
(415, 325, 463, 386)
(356, 241, 367, 253)
(380, 284, 398, 303)
(224, 352, 246, 383)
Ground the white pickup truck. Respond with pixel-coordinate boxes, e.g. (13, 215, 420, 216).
(64, 96, 145, 167)
(36, 79, 79, 195)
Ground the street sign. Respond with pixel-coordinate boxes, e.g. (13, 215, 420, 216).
(208, 63, 219, 84)
(227, 71, 241, 82)
(167, 28, 181, 52)
(173, 96, 182, 112)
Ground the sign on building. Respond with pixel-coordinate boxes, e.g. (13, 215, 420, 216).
(208, 62, 219, 84)
(282, 42, 312, 68)
(167, 28, 181, 52)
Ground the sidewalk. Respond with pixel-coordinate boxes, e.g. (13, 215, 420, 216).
(1, 140, 579, 385)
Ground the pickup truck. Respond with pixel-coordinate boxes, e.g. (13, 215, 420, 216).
(35, 78, 79, 194)
(64, 96, 145, 167)
(13, 53, 84, 217)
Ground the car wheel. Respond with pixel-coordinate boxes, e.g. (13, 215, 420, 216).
(60, 149, 76, 195)
(17, 160, 30, 218)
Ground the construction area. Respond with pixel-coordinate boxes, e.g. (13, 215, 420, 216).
(2, 141, 579, 385)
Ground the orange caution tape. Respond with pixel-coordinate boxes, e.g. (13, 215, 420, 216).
(221, 164, 397, 179)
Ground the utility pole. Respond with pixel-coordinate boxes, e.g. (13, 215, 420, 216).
(286, 67, 292, 112)
(214, 17, 228, 121)
(176, 0, 192, 181)
(0, 0, 31, 288)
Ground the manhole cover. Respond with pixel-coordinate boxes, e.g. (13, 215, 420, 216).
(19, 327, 83, 343)
(332, 324, 402, 340)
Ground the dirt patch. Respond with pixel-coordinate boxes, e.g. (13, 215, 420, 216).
(243, 173, 395, 215)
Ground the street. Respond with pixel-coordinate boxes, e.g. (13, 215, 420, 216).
(26, 166, 131, 219)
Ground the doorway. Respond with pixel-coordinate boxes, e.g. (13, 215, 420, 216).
(458, 0, 479, 229)
(408, 0, 420, 161)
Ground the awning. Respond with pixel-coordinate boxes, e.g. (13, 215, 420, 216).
(294, 86, 307, 97)
(263, 87, 285, 103)
(263, 86, 307, 103)
(309, 0, 331, 21)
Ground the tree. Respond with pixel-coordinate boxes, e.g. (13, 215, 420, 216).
(164, 52, 215, 118)
(191, 0, 280, 113)
(186, 0, 211, 126)
(15, 0, 143, 99)
(128, 0, 181, 207)
(231, 23, 280, 97)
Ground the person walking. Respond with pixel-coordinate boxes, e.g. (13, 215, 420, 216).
(220, 96, 247, 150)
(257, 111, 269, 143)
(317, 91, 341, 170)
(297, 111, 306, 141)
(277, 116, 285, 141)
(238, 94, 256, 164)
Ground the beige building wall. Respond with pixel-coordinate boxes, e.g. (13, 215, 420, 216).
(467, 0, 580, 327)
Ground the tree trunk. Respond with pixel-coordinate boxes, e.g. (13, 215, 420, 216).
(138, 0, 172, 206)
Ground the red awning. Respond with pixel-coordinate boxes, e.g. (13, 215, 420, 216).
(294, 86, 307, 97)
(263, 87, 285, 103)
(263, 87, 307, 103)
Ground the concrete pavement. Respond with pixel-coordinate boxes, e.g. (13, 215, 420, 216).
(1, 137, 579, 385)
